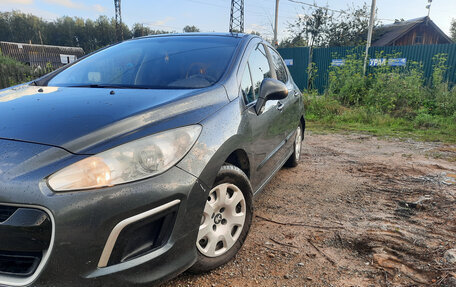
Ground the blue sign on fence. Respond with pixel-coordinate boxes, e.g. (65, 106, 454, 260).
(388, 58, 407, 66)
(331, 59, 345, 66)
(284, 59, 293, 66)
(369, 58, 387, 66)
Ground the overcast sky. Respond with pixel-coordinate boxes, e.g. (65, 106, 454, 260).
(0, 0, 454, 40)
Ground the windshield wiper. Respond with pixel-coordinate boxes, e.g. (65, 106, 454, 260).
(67, 84, 152, 89)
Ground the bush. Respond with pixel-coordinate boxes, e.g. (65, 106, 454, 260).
(432, 54, 456, 116)
(327, 53, 367, 106)
(366, 66, 427, 117)
(0, 54, 53, 89)
(323, 52, 455, 119)
(303, 92, 344, 120)
(414, 109, 441, 128)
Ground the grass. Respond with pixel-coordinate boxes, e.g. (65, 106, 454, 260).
(305, 96, 456, 144)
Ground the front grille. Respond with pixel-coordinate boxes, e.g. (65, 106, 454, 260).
(0, 206, 17, 223)
(0, 205, 52, 278)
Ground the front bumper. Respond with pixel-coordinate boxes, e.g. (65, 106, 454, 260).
(0, 165, 209, 287)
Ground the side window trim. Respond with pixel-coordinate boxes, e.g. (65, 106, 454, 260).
(262, 43, 277, 80)
(240, 62, 257, 106)
(266, 45, 289, 84)
(246, 62, 256, 101)
(238, 40, 273, 107)
(236, 38, 262, 84)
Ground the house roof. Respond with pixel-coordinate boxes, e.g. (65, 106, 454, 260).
(0, 41, 85, 68)
(372, 16, 453, 46)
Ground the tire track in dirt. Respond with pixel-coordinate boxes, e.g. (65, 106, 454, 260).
(164, 132, 456, 287)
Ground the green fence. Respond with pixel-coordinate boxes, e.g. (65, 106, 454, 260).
(279, 43, 456, 93)
(276, 47, 310, 91)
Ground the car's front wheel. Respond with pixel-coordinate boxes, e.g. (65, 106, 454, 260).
(190, 164, 253, 273)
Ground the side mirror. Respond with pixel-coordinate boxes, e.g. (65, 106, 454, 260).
(255, 78, 288, 115)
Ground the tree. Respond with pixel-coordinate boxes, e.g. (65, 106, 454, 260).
(451, 19, 456, 42)
(286, 7, 330, 48)
(0, 10, 180, 53)
(132, 23, 153, 37)
(326, 4, 370, 47)
(282, 3, 373, 48)
(183, 25, 200, 33)
(132, 23, 169, 37)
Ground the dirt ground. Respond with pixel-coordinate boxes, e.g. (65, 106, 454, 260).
(164, 132, 456, 287)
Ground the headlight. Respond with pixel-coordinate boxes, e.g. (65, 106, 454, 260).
(48, 125, 201, 191)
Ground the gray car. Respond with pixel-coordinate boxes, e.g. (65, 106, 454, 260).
(0, 33, 304, 286)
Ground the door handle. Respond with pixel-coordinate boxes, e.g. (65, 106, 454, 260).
(293, 90, 300, 97)
(277, 101, 284, 111)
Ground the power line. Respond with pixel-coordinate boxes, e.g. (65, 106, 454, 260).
(288, 0, 348, 14)
(287, 0, 395, 22)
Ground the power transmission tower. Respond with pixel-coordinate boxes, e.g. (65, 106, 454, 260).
(229, 0, 244, 33)
(114, 0, 123, 42)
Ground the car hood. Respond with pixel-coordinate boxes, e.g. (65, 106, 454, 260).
(0, 84, 229, 154)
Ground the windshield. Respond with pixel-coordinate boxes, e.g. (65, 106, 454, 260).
(47, 36, 240, 89)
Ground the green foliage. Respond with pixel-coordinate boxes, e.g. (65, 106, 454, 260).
(326, 3, 370, 47)
(284, 7, 329, 48)
(303, 91, 343, 120)
(451, 19, 456, 42)
(325, 52, 455, 117)
(0, 54, 51, 88)
(327, 53, 366, 106)
(282, 3, 372, 48)
(366, 64, 426, 117)
(304, 52, 456, 143)
(414, 108, 441, 128)
(432, 54, 456, 116)
(131, 23, 169, 38)
(183, 25, 200, 33)
(0, 11, 179, 54)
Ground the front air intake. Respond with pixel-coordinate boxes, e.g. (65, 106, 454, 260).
(0, 206, 17, 223)
(0, 252, 41, 277)
(107, 205, 178, 266)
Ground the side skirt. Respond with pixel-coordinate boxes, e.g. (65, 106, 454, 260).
(253, 147, 294, 197)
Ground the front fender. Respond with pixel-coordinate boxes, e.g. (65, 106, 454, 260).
(177, 97, 251, 189)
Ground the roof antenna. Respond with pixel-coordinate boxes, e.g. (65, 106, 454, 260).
(425, 0, 432, 19)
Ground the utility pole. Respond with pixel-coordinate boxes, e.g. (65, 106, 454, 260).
(114, 0, 123, 42)
(363, 0, 376, 75)
(273, 0, 279, 47)
(229, 0, 244, 33)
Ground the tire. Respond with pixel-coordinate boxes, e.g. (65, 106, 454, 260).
(285, 124, 303, 168)
(189, 164, 253, 273)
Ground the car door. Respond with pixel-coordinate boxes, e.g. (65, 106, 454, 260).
(266, 46, 301, 157)
(240, 42, 288, 190)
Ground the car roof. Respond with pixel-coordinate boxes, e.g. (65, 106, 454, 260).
(130, 32, 258, 42)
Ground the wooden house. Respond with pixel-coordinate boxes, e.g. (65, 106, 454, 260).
(372, 16, 452, 46)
